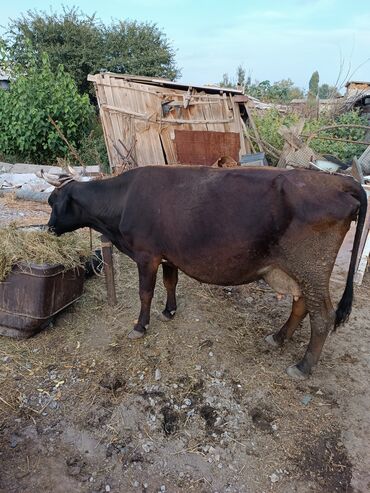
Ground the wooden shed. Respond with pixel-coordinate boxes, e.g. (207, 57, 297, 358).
(88, 73, 251, 172)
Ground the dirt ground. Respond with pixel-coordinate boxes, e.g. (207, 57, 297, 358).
(0, 197, 369, 493)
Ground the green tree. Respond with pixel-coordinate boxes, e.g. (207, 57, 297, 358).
(0, 53, 94, 163)
(219, 72, 234, 88)
(304, 109, 368, 161)
(308, 70, 319, 99)
(2, 7, 180, 94)
(103, 20, 178, 80)
(247, 79, 304, 103)
(219, 65, 251, 90)
(219, 66, 304, 103)
(318, 83, 341, 99)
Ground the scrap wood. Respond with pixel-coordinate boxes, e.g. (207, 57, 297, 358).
(278, 123, 305, 149)
(354, 184, 370, 285)
(355, 230, 370, 285)
(351, 157, 365, 184)
(240, 118, 256, 153)
(277, 120, 305, 168)
(118, 138, 138, 167)
(108, 136, 137, 172)
(248, 134, 281, 160)
(285, 146, 321, 169)
(358, 144, 370, 175)
(243, 103, 264, 153)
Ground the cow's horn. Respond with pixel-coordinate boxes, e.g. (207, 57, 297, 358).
(43, 172, 64, 187)
(36, 169, 60, 185)
(67, 164, 78, 176)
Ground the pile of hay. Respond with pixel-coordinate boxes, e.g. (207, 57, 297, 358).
(0, 224, 91, 281)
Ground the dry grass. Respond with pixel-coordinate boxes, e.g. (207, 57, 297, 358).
(0, 224, 91, 281)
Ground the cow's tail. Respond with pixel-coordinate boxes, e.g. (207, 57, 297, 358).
(335, 185, 368, 329)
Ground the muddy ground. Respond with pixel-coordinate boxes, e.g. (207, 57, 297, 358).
(0, 197, 369, 493)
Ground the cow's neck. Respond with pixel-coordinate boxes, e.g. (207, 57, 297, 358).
(71, 179, 124, 240)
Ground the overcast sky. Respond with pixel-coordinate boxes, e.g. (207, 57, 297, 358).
(1, 0, 369, 91)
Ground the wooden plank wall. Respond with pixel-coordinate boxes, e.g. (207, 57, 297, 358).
(90, 73, 245, 170)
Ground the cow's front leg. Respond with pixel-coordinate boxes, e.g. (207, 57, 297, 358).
(128, 258, 160, 340)
(160, 263, 178, 321)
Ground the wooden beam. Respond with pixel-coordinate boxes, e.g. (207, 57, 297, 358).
(243, 103, 263, 153)
(355, 230, 370, 285)
(233, 95, 250, 103)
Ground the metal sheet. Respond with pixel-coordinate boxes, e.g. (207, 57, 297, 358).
(174, 130, 240, 165)
(0, 263, 85, 338)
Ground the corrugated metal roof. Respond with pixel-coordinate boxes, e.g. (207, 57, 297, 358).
(88, 72, 243, 95)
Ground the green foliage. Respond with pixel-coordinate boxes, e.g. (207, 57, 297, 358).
(104, 20, 178, 80)
(304, 110, 368, 162)
(2, 7, 180, 94)
(318, 83, 341, 99)
(77, 118, 110, 173)
(219, 67, 303, 103)
(253, 108, 367, 164)
(253, 109, 300, 152)
(247, 79, 304, 103)
(0, 53, 94, 164)
(308, 70, 319, 98)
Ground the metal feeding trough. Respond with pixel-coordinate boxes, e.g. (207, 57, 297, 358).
(0, 225, 86, 339)
(0, 225, 114, 339)
(0, 262, 85, 338)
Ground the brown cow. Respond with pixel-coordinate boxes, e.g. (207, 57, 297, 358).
(40, 166, 367, 379)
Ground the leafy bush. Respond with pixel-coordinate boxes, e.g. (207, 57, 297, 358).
(253, 109, 300, 151)
(0, 53, 94, 164)
(76, 118, 110, 172)
(253, 108, 368, 164)
(304, 110, 368, 162)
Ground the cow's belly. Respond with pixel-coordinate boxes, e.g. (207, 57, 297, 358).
(165, 250, 267, 286)
(165, 252, 302, 298)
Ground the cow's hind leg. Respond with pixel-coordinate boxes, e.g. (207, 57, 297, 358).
(287, 295, 335, 379)
(160, 263, 178, 321)
(265, 297, 307, 347)
(128, 257, 160, 340)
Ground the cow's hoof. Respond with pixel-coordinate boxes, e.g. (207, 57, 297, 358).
(128, 328, 146, 340)
(286, 365, 308, 380)
(265, 333, 280, 348)
(159, 309, 176, 322)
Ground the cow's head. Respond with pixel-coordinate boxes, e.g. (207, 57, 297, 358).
(37, 168, 85, 236)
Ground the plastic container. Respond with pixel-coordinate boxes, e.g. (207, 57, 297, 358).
(240, 152, 268, 167)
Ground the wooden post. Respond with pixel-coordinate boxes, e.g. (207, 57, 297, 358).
(101, 235, 117, 306)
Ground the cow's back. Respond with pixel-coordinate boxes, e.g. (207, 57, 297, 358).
(117, 166, 361, 284)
